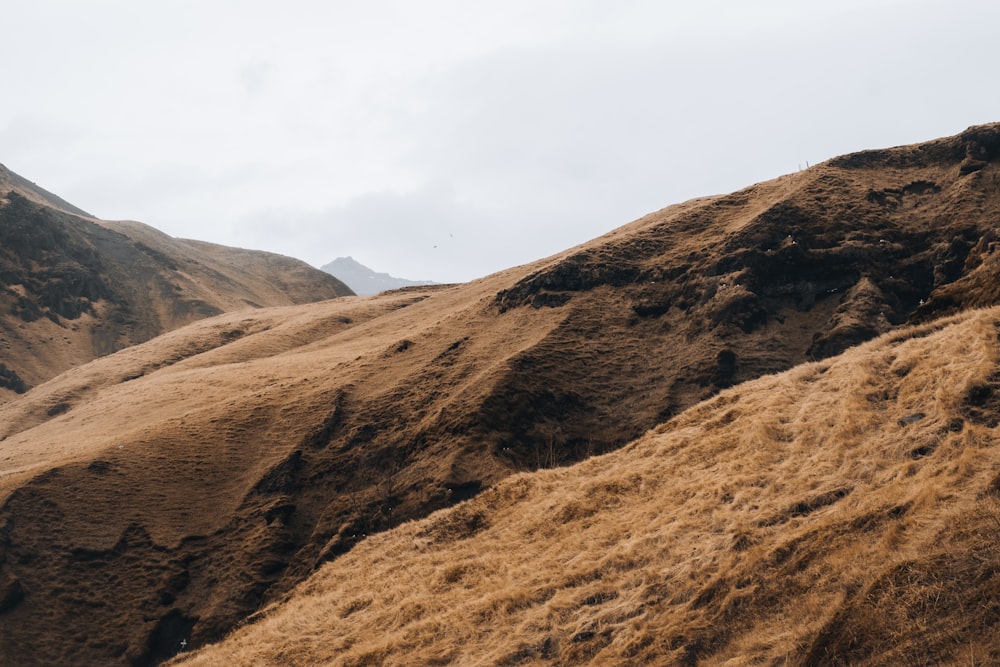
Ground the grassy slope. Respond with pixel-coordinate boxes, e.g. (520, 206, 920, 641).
(0, 279, 572, 666)
(0, 190, 351, 402)
(174, 307, 1000, 666)
(3, 125, 1000, 665)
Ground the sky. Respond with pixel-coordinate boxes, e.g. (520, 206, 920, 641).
(2, 1, 999, 283)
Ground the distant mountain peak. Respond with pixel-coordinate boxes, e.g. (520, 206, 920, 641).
(321, 256, 437, 295)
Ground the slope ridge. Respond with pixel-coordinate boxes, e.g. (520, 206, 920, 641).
(0, 163, 94, 218)
(174, 307, 1000, 666)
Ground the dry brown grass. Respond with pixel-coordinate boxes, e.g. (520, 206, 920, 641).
(174, 307, 1000, 666)
(6, 124, 1000, 665)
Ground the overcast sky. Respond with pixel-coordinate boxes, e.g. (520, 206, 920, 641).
(2, 1, 998, 282)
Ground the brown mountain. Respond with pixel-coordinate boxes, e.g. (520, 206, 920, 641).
(1, 124, 999, 666)
(0, 166, 353, 400)
(175, 304, 1000, 667)
(0, 163, 95, 218)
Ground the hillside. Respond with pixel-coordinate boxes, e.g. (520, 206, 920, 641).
(0, 162, 94, 218)
(1, 124, 999, 665)
(0, 172, 352, 400)
(173, 306, 1000, 666)
(321, 256, 437, 296)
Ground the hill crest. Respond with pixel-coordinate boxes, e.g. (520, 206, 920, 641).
(0, 163, 94, 218)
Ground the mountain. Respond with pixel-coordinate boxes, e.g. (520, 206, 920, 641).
(174, 305, 1000, 667)
(321, 256, 437, 295)
(1, 124, 999, 666)
(0, 162, 94, 218)
(0, 167, 353, 400)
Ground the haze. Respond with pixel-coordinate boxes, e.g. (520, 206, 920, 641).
(2, 0, 997, 282)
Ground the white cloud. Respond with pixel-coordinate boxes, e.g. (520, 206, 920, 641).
(1, 0, 998, 283)
(240, 183, 518, 282)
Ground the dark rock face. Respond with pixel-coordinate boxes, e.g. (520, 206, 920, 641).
(0, 363, 27, 394)
(0, 568, 23, 614)
(0, 192, 116, 324)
